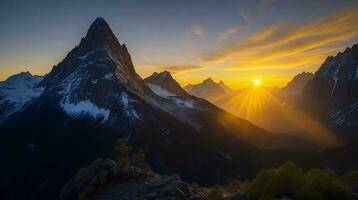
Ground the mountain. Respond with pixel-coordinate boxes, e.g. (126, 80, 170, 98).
(184, 78, 233, 102)
(281, 72, 314, 102)
(0, 71, 44, 122)
(300, 43, 358, 138)
(0, 18, 313, 200)
(144, 71, 189, 97)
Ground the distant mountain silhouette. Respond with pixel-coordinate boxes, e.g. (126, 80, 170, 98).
(184, 78, 233, 102)
(281, 72, 314, 103)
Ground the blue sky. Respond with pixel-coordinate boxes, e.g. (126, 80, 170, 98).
(1, 0, 358, 88)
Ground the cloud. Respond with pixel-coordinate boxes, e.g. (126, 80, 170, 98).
(240, 7, 251, 23)
(218, 26, 242, 41)
(259, 0, 277, 8)
(158, 65, 204, 74)
(204, 8, 358, 70)
(191, 23, 204, 37)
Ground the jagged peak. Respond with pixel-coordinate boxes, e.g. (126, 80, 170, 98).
(79, 17, 122, 51)
(4, 71, 35, 81)
(150, 71, 174, 80)
(203, 77, 215, 84)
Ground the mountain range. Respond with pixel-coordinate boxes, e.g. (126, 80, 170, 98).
(0, 18, 314, 200)
(1, 17, 357, 200)
(184, 78, 233, 102)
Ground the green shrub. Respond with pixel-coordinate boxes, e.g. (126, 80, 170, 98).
(225, 179, 242, 193)
(207, 185, 225, 200)
(245, 162, 352, 200)
(77, 186, 95, 200)
(130, 148, 151, 172)
(97, 171, 109, 188)
(189, 182, 200, 190)
(76, 168, 87, 177)
(346, 170, 358, 182)
(294, 183, 323, 200)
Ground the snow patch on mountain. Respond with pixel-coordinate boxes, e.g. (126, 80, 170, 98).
(120, 92, 141, 120)
(61, 100, 110, 121)
(331, 102, 358, 127)
(78, 48, 104, 61)
(146, 83, 175, 98)
(174, 98, 195, 108)
(331, 61, 344, 96)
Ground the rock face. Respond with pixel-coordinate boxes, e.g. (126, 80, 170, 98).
(59, 159, 205, 200)
(184, 78, 233, 102)
(300, 43, 358, 137)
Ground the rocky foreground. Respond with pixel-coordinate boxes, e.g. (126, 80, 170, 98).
(59, 158, 358, 200)
(59, 159, 209, 200)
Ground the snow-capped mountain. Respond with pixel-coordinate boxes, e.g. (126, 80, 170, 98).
(300, 43, 358, 136)
(184, 78, 233, 102)
(0, 17, 313, 200)
(144, 71, 189, 97)
(0, 71, 44, 122)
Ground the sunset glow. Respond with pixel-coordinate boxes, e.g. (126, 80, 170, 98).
(1, 1, 357, 90)
(253, 78, 261, 86)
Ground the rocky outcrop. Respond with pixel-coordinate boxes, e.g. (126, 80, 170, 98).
(59, 159, 206, 200)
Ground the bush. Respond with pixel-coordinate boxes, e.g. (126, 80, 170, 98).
(189, 182, 200, 190)
(225, 179, 242, 193)
(130, 149, 151, 172)
(97, 171, 109, 189)
(113, 138, 152, 171)
(306, 169, 351, 200)
(76, 168, 87, 177)
(207, 185, 225, 200)
(346, 170, 358, 182)
(77, 186, 95, 200)
(245, 162, 352, 200)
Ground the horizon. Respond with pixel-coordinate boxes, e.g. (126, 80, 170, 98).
(1, 0, 358, 89)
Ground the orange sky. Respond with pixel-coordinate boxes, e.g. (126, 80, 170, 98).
(1, 2, 358, 90)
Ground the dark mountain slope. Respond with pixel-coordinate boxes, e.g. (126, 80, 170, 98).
(300, 43, 358, 138)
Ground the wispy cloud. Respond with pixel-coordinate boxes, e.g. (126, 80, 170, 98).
(191, 23, 204, 38)
(240, 7, 251, 23)
(218, 26, 242, 41)
(204, 8, 358, 70)
(158, 65, 204, 74)
(259, 0, 277, 8)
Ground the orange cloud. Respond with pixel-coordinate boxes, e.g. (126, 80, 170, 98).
(157, 65, 205, 74)
(204, 8, 358, 71)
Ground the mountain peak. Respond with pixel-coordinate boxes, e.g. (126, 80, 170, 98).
(81, 17, 121, 50)
(144, 71, 189, 97)
(203, 77, 215, 85)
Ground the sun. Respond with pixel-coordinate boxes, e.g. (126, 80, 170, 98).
(253, 78, 261, 86)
